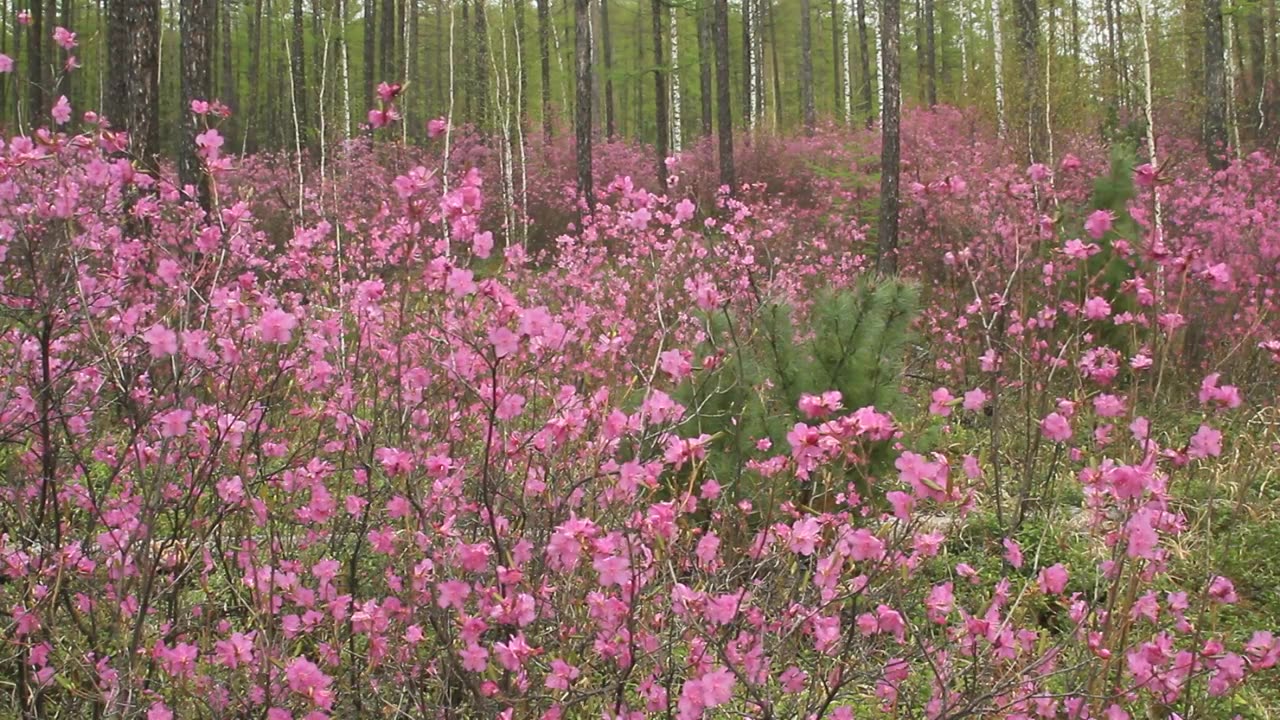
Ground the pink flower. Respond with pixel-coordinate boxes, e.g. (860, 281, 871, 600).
(1134, 163, 1157, 187)
(459, 643, 488, 672)
(928, 387, 955, 417)
(1188, 424, 1223, 459)
(1061, 154, 1082, 171)
(144, 324, 179, 358)
(258, 309, 298, 344)
(157, 409, 192, 438)
(376, 82, 402, 102)
(489, 326, 519, 358)
(51, 95, 72, 125)
(52, 26, 77, 50)
(1208, 575, 1238, 604)
(195, 128, 224, 160)
(427, 117, 448, 138)
(962, 388, 987, 412)
(674, 198, 696, 223)
(285, 656, 334, 709)
(471, 230, 494, 258)
(0, 54, 13, 73)
(1084, 296, 1112, 320)
(1085, 209, 1114, 240)
(1027, 163, 1051, 182)
(1003, 538, 1024, 568)
(1039, 563, 1069, 594)
(1040, 412, 1072, 442)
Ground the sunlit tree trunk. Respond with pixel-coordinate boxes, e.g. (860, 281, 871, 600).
(877, 0, 900, 275)
(292, 0, 306, 141)
(363, 0, 375, 96)
(832, 0, 845, 120)
(697, 0, 713, 135)
(1203, 0, 1227, 166)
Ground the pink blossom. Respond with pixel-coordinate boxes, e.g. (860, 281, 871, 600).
(258, 309, 298, 344)
(1188, 424, 1223, 459)
(962, 388, 987, 411)
(1039, 563, 1069, 594)
(1085, 209, 1114, 240)
(427, 117, 448, 137)
(1040, 412, 1072, 442)
(51, 96, 72, 125)
(0, 54, 13, 73)
(285, 656, 334, 709)
(52, 26, 77, 50)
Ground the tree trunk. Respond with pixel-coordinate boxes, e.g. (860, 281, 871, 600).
(671, 4, 683, 149)
(697, 0, 713, 136)
(28, 0, 44, 122)
(1014, 0, 1043, 163)
(575, 0, 593, 208)
(473, 0, 490, 130)
(876, 0, 900, 275)
(363, 0, 375, 97)
(292, 0, 306, 140)
(180, 0, 213, 205)
(769, 0, 783, 127)
(742, 0, 753, 125)
(221, 0, 235, 124)
(108, 0, 161, 161)
(832, 0, 845, 121)
(652, 0, 669, 187)
(380, 0, 395, 81)
(713, 0, 734, 189)
(1204, 0, 1228, 167)
(801, 0, 816, 133)
(924, 0, 936, 106)
(537, 0, 552, 137)
(601, 0, 615, 138)
(857, 0, 872, 123)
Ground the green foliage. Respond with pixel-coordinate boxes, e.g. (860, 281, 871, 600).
(1071, 144, 1144, 353)
(677, 277, 920, 505)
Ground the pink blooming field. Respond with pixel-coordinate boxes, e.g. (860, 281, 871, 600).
(2, 97, 1280, 720)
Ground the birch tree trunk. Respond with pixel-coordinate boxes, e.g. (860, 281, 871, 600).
(671, 4, 682, 151)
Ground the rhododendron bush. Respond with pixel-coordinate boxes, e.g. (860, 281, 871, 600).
(1, 105, 1279, 720)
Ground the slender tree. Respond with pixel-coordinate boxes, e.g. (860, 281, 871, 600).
(1014, 0, 1044, 163)
(801, 0, 816, 133)
(876, 0, 900, 275)
(601, 0, 615, 138)
(292, 0, 306, 137)
(363, 0, 376, 97)
(180, 0, 213, 205)
(1204, 0, 1228, 167)
(832, 0, 845, 120)
(857, 0, 873, 123)
(537, 0, 552, 137)
(575, 0, 593, 208)
(28, 0, 43, 121)
(652, 0, 669, 187)
(697, 0, 713, 136)
(107, 0, 161, 161)
(713, 0, 734, 188)
(924, 0, 936, 105)
(742, 0, 753, 124)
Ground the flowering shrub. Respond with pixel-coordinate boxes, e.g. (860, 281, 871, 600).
(0, 94, 1278, 720)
